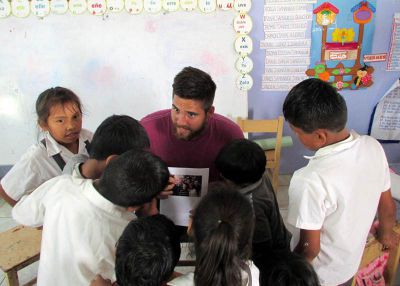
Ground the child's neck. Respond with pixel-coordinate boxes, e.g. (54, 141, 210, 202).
(61, 140, 79, 154)
(325, 128, 351, 147)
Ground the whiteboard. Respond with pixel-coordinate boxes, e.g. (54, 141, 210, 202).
(0, 10, 247, 164)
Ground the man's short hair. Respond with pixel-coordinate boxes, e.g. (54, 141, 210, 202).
(115, 214, 181, 286)
(283, 78, 347, 133)
(89, 115, 150, 160)
(215, 139, 266, 185)
(97, 149, 169, 207)
(172, 66, 216, 110)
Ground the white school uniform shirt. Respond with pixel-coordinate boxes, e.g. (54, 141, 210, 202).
(287, 131, 391, 286)
(1, 129, 92, 201)
(12, 175, 136, 286)
(168, 261, 259, 286)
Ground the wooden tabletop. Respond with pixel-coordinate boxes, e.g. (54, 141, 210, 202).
(0, 225, 42, 272)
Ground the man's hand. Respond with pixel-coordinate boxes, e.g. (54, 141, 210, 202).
(90, 274, 112, 286)
(157, 175, 177, 199)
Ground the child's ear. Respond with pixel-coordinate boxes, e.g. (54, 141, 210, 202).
(38, 119, 49, 131)
(314, 129, 328, 147)
(105, 154, 118, 165)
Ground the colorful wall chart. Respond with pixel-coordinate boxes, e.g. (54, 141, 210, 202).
(307, 1, 376, 90)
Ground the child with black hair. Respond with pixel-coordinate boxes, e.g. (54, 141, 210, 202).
(258, 251, 320, 286)
(0, 87, 92, 206)
(63, 114, 150, 179)
(215, 139, 291, 267)
(283, 78, 398, 286)
(12, 149, 170, 286)
(169, 183, 260, 286)
(90, 214, 181, 286)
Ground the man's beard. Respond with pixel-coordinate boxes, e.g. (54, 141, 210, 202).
(173, 120, 207, 141)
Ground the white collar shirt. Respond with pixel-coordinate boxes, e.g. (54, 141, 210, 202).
(287, 131, 391, 285)
(1, 129, 92, 200)
(12, 175, 135, 286)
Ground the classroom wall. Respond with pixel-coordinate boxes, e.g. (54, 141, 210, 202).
(249, 0, 400, 174)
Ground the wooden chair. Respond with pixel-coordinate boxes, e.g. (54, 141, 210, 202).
(351, 223, 400, 286)
(0, 225, 42, 286)
(237, 116, 284, 192)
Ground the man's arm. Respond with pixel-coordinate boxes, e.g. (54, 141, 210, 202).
(294, 229, 321, 262)
(0, 184, 17, 206)
(377, 189, 399, 250)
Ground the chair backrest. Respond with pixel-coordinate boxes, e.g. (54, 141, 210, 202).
(351, 223, 400, 286)
(236, 116, 284, 192)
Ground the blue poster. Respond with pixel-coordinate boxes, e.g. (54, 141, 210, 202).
(308, 1, 376, 90)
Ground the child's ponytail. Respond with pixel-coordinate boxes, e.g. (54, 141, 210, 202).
(194, 220, 242, 286)
(192, 183, 254, 286)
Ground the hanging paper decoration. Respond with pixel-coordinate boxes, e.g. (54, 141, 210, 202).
(107, 0, 124, 12)
(180, 0, 196, 11)
(30, 0, 50, 17)
(143, 0, 161, 13)
(216, 0, 233, 11)
(233, 0, 250, 13)
(51, 0, 69, 14)
(11, 0, 30, 17)
(69, 0, 87, 14)
(235, 56, 253, 74)
(0, 0, 11, 18)
(88, 0, 106, 15)
(124, 0, 142, 14)
(162, 0, 178, 12)
(307, 1, 377, 90)
(233, 13, 252, 35)
(198, 0, 216, 13)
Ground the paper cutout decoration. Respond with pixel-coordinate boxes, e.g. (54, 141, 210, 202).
(11, 0, 30, 17)
(30, 0, 50, 17)
(180, 0, 196, 11)
(107, 0, 124, 12)
(236, 74, 253, 91)
(143, 0, 161, 13)
(88, 0, 106, 15)
(233, 0, 250, 13)
(235, 34, 253, 56)
(306, 1, 376, 90)
(235, 56, 253, 74)
(370, 79, 400, 141)
(125, 0, 142, 14)
(233, 13, 252, 34)
(69, 0, 87, 14)
(198, 0, 216, 13)
(0, 0, 11, 18)
(50, 0, 69, 14)
(162, 0, 178, 12)
(217, 0, 233, 10)
(387, 13, 400, 71)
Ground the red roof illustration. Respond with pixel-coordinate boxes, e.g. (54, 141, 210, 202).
(313, 2, 339, 14)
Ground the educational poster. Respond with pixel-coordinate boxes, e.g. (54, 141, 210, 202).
(160, 167, 208, 226)
(387, 13, 400, 71)
(261, 0, 315, 91)
(370, 79, 400, 141)
(307, 1, 377, 90)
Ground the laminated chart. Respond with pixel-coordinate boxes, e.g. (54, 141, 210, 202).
(387, 13, 400, 71)
(261, 0, 315, 91)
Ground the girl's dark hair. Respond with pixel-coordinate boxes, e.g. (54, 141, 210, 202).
(36, 87, 82, 125)
(193, 183, 254, 286)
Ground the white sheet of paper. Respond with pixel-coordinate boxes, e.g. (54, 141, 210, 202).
(264, 4, 308, 13)
(370, 80, 400, 140)
(160, 167, 209, 226)
(264, 21, 308, 31)
(264, 12, 312, 22)
(260, 39, 311, 49)
(261, 81, 298, 91)
(264, 0, 316, 4)
(264, 66, 308, 74)
(262, 74, 308, 82)
(265, 56, 310, 65)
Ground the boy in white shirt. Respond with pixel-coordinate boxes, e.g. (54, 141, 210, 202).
(12, 149, 170, 286)
(283, 78, 398, 286)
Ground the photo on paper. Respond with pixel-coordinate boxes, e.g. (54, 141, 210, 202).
(160, 167, 209, 226)
(172, 174, 202, 197)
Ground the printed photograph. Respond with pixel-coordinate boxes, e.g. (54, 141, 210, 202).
(172, 175, 202, 197)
